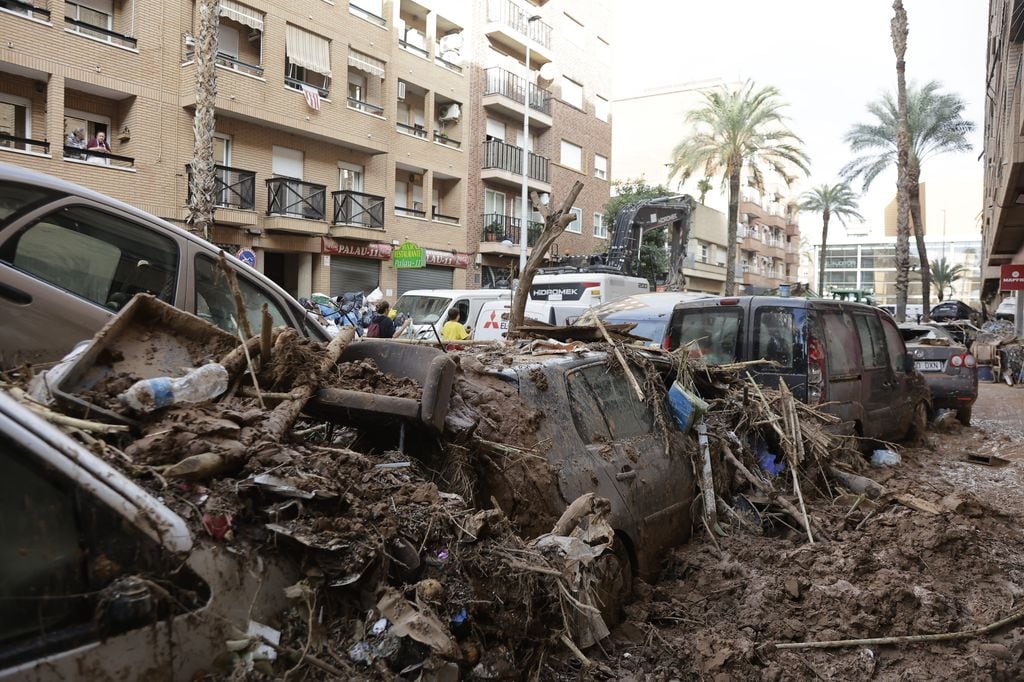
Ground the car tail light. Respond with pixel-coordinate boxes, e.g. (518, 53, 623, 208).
(964, 354, 977, 368)
(719, 298, 740, 306)
(807, 336, 825, 404)
(950, 354, 963, 368)
(663, 334, 672, 351)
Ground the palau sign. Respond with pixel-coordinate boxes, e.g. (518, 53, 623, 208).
(393, 241, 427, 269)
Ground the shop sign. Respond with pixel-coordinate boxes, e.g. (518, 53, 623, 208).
(320, 237, 392, 260)
(1000, 263, 1024, 291)
(425, 249, 470, 269)
(393, 241, 427, 269)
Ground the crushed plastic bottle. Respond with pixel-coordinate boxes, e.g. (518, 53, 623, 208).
(870, 449, 902, 467)
(119, 363, 229, 412)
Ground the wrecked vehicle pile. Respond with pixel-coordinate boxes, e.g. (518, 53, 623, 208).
(5, 294, 1024, 680)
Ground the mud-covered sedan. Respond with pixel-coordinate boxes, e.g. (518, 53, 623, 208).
(899, 323, 978, 425)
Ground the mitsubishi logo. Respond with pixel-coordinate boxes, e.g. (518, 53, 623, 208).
(483, 311, 500, 329)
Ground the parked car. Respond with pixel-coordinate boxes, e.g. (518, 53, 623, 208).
(573, 292, 712, 347)
(877, 303, 924, 323)
(899, 323, 978, 425)
(995, 296, 1017, 321)
(666, 296, 930, 443)
(930, 300, 979, 325)
(0, 164, 328, 367)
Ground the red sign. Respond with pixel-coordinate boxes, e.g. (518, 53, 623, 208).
(1000, 263, 1024, 291)
(425, 249, 470, 269)
(321, 237, 392, 260)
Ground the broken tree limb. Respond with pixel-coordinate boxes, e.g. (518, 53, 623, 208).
(695, 420, 719, 533)
(7, 387, 130, 434)
(780, 381, 813, 544)
(218, 251, 253, 340)
(508, 181, 585, 332)
(260, 303, 273, 367)
(232, 315, 265, 410)
(594, 316, 645, 401)
(776, 604, 1024, 650)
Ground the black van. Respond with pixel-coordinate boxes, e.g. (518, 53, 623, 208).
(666, 296, 930, 443)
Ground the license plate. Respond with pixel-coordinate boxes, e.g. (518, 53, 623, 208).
(914, 361, 943, 371)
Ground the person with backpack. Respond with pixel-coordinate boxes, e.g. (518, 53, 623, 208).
(365, 300, 395, 338)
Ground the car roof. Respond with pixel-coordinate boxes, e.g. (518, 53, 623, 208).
(672, 295, 883, 312)
(591, 292, 711, 318)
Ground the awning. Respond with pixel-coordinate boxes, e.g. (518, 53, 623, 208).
(286, 24, 332, 77)
(219, 0, 263, 32)
(348, 49, 385, 78)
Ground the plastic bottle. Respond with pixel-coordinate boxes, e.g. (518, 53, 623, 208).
(119, 363, 229, 412)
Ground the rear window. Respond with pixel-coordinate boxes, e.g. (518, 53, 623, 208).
(820, 311, 860, 376)
(753, 307, 807, 371)
(671, 308, 741, 363)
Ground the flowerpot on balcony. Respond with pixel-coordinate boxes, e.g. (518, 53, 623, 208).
(484, 223, 501, 242)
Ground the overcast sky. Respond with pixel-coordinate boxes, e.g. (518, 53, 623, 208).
(612, 0, 986, 234)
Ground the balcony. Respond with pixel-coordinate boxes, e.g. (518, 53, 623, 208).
(1, 0, 50, 21)
(0, 133, 49, 156)
(395, 205, 426, 219)
(186, 164, 256, 211)
(63, 145, 134, 169)
(332, 190, 384, 229)
(479, 213, 542, 252)
(433, 131, 460, 149)
(433, 48, 462, 73)
(285, 76, 328, 99)
(482, 67, 553, 126)
(481, 139, 550, 190)
(348, 97, 384, 117)
(266, 177, 325, 221)
(65, 16, 137, 49)
(398, 38, 429, 59)
(396, 121, 427, 139)
(348, 1, 386, 26)
(485, 0, 552, 54)
(432, 208, 460, 226)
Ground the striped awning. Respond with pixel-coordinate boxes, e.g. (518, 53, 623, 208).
(348, 49, 385, 78)
(219, 0, 263, 32)
(286, 24, 331, 77)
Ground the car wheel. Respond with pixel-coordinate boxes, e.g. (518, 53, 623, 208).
(591, 537, 633, 629)
(905, 401, 928, 444)
(957, 404, 972, 426)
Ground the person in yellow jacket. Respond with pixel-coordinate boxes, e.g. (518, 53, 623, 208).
(441, 307, 469, 341)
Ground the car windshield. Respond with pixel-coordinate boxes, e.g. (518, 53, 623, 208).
(672, 309, 741, 363)
(394, 295, 451, 324)
(900, 325, 954, 343)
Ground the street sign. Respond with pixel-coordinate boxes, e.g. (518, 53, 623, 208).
(393, 241, 426, 269)
(235, 248, 257, 268)
(1000, 263, 1024, 291)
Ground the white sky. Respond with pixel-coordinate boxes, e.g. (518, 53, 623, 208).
(612, 0, 987, 237)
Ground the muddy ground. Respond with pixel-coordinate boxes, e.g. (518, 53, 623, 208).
(590, 382, 1024, 681)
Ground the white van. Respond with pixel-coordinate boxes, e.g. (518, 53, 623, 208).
(394, 289, 512, 340)
(529, 272, 650, 325)
(473, 301, 556, 341)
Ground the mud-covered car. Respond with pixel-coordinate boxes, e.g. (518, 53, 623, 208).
(899, 323, 978, 425)
(446, 349, 696, 603)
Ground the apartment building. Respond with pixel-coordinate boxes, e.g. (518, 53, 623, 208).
(737, 180, 801, 292)
(0, 0, 611, 300)
(681, 203, 728, 295)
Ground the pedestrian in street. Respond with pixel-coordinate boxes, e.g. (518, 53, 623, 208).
(366, 300, 395, 338)
(442, 307, 469, 341)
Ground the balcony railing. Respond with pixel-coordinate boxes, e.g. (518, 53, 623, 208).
(1, 0, 50, 20)
(0, 132, 49, 155)
(395, 205, 426, 218)
(396, 121, 427, 138)
(481, 213, 542, 246)
(433, 49, 462, 73)
(285, 76, 328, 98)
(348, 97, 384, 116)
(65, 16, 137, 49)
(483, 67, 551, 116)
(398, 38, 429, 58)
(433, 131, 460, 148)
(348, 1, 385, 26)
(266, 177, 325, 220)
(63, 145, 134, 168)
(332, 190, 384, 228)
(482, 139, 549, 183)
(432, 208, 460, 225)
(485, 0, 552, 49)
(186, 164, 256, 210)
(215, 52, 263, 78)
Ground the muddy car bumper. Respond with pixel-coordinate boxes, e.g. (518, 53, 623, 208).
(922, 373, 977, 408)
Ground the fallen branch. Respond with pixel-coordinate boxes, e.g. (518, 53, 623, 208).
(776, 604, 1024, 650)
(8, 387, 129, 434)
(260, 303, 273, 367)
(560, 633, 593, 669)
(219, 251, 253, 339)
(595, 316, 644, 401)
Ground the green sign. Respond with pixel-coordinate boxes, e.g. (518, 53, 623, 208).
(392, 240, 426, 269)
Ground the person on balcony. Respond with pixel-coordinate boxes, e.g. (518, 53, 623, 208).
(86, 131, 111, 165)
(65, 127, 87, 159)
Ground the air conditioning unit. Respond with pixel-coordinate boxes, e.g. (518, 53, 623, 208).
(397, 81, 406, 101)
(439, 103, 461, 121)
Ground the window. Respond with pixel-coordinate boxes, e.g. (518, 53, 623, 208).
(561, 77, 583, 109)
(285, 25, 331, 95)
(0, 182, 55, 226)
(566, 207, 582, 234)
(852, 314, 889, 369)
(339, 162, 364, 192)
(66, 0, 112, 40)
(485, 118, 506, 142)
(820, 312, 860, 376)
(595, 95, 609, 122)
(594, 153, 607, 180)
(563, 13, 584, 46)
(567, 363, 655, 441)
(63, 108, 111, 161)
(670, 308, 741, 363)
(753, 308, 807, 371)
(0, 206, 179, 310)
(0, 94, 32, 152)
(881, 316, 909, 373)
(593, 213, 607, 239)
(347, 49, 385, 114)
(560, 140, 582, 171)
(194, 254, 288, 334)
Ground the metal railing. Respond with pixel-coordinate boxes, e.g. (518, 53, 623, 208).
(398, 38, 429, 58)
(482, 139, 549, 183)
(332, 190, 384, 228)
(63, 144, 134, 168)
(432, 208, 460, 225)
(481, 213, 542, 246)
(215, 52, 263, 78)
(348, 97, 384, 116)
(64, 16, 137, 48)
(186, 164, 255, 210)
(1, 0, 50, 20)
(485, 0, 552, 49)
(266, 177, 325, 220)
(396, 121, 427, 138)
(433, 50, 462, 73)
(395, 205, 426, 218)
(433, 131, 460, 148)
(483, 67, 551, 115)
(0, 132, 49, 154)
(348, 2, 385, 26)
(284, 76, 328, 98)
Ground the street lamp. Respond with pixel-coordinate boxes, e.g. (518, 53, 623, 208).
(519, 14, 542, 277)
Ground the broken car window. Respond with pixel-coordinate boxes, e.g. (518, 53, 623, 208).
(673, 309, 741, 363)
(753, 308, 800, 369)
(195, 254, 289, 334)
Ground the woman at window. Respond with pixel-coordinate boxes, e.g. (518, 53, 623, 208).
(86, 131, 111, 165)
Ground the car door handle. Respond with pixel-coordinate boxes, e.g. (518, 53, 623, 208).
(0, 281, 31, 305)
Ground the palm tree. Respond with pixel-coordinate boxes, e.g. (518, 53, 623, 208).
(930, 257, 965, 301)
(669, 81, 810, 295)
(696, 177, 712, 204)
(842, 80, 974, 321)
(187, 0, 220, 240)
(798, 183, 864, 295)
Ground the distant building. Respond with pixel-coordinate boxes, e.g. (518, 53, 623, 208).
(682, 203, 728, 294)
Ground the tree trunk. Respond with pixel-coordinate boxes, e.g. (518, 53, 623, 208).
(665, 196, 695, 291)
(509, 181, 585, 332)
(891, 1, 911, 324)
(818, 209, 830, 297)
(187, 0, 220, 241)
(725, 168, 741, 296)
(909, 170, 930, 320)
